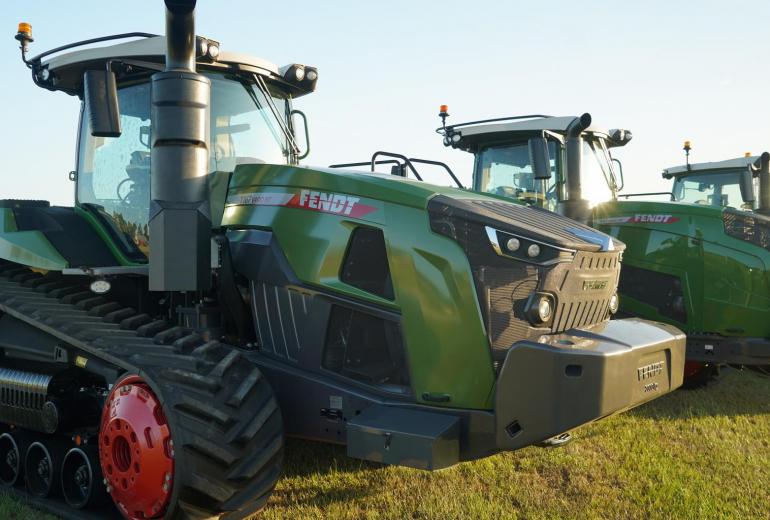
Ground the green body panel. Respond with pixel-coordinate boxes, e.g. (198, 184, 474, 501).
(223, 164, 497, 410)
(72, 206, 145, 267)
(0, 208, 68, 270)
(593, 200, 770, 338)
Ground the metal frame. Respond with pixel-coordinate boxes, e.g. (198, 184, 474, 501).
(330, 151, 464, 188)
(437, 114, 554, 135)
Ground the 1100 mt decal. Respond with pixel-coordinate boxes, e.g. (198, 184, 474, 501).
(596, 214, 680, 225)
(227, 190, 378, 219)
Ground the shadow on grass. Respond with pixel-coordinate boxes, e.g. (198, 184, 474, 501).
(629, 368, 770, 420)
(266, 438, 388, 508)
(281, 437, 383, 478)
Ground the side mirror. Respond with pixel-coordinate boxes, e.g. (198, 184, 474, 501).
(740, 166, 756, 204)
(83, 70, 121, 138)
(290, 109, 310, 160)
(528, 135, 551, 180)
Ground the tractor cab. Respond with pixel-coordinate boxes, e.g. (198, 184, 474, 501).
(435, 108, 770, 379)
(437, 113, 631, 218)
(21, 33, 316, 266)
(663, 154, 767, 211)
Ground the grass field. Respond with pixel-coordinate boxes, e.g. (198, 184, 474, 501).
(6, 369, 770, 519)
(262, 369, 770, 520)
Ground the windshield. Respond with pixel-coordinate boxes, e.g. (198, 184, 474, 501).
(580, 138, 617, 206)
(671, 170, 755, 210)
(76, 73, 293, 259)
(475, 141, 560, 210)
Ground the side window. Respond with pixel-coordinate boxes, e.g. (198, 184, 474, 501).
(77, 82, 151, 259)
(476, 142, 558, 209)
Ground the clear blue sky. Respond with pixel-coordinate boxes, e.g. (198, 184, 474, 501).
(3, 0, 769, 204)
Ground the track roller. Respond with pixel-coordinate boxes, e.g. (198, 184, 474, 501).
(61, 445, 109, 509)
(0, 431, 30, 487)
(25, 439, 68, 497)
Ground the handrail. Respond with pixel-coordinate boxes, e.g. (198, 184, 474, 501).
(408, 158, 463, 188)
(329, 151, 463, 188)
(371, 152, 423, 181)
(617, 192, 675, 200)
(329, 159, 402, 170)
(29, 32, 158, 65)
(437, 114, 553, 135)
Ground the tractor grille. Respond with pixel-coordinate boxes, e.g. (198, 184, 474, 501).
(723, 209, 770, 250)
(428, 196, 622, 359)
(546, 251, 620, 333)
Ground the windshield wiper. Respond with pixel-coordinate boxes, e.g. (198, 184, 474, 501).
(250, 74, 300, 157)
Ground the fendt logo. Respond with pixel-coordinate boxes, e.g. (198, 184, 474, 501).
(295, 190, 360, 215)
(582, 280, 608, 291)
(631, 214, 679, 224)
(637, 360, 665, 381)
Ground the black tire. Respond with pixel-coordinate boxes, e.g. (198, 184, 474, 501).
(151, 344, 284, 519)
(0, 261, 284, 519)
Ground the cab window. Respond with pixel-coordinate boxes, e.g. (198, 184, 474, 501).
(475, 141, 559, 209)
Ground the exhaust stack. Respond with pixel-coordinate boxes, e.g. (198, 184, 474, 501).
(758, 152, 770, 216)
(558, 113, 593, 223)
(149, 0, 212, 291)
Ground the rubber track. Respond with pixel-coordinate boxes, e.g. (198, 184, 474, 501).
(0, 261, 284, 520)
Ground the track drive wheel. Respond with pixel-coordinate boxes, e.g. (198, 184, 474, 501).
(100, 375, 173, 519)
(100, 345, 284, 519)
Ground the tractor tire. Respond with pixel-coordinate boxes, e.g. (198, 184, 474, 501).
(159, 344, 284, 520)
(0, 262, 284, 519)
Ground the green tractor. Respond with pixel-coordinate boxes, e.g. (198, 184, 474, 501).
(430, 109, 770, 385)
(663, 147, 769, 213)
(0, 3, 684, 518)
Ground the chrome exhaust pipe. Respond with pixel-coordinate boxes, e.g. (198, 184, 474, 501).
(757, 152, 770, 215)
(149, 0, 212, 291)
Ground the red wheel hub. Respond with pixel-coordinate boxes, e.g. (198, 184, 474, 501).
(99, 375, 174, 519)
(684, 361, 705, 379)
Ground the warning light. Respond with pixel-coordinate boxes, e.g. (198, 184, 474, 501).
(683, 140, 691, 151)
(17, 23, 32, 38)
(745, 152, 752, 158)
(439, 104, 449, 115)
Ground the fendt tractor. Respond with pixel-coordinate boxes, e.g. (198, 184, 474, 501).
(663, 148, 769, 213)
(430, 109, 770, 385)
(0, 3, 685, 518)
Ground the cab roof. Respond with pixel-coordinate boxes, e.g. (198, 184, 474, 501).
(38, 35, 311, 97)
(444, 115, 621, 152)
(454, 116, 609, 138)
(663, 156, 759, 178)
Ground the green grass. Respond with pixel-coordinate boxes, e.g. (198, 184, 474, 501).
(5, 370, 769, 519)
(262, 369, 770, 520)
(0, 492, 54, 520)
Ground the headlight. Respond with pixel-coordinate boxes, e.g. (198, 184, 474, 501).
(526, 292, 555, 326)
(609, 292, 619, 314)
(485, 226, 575, 266)
(538, 297, 553, 321)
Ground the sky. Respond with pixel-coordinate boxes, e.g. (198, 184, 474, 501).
(3, 0, 770, 205)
